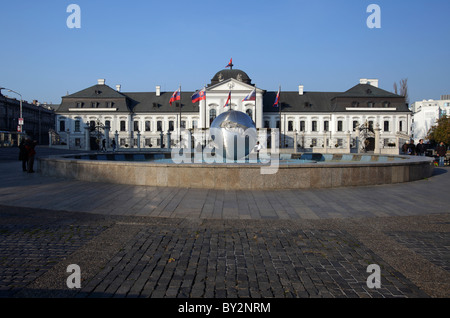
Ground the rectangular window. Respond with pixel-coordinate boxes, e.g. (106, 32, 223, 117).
(192, 120, 198, 129)
(337, 121, 343, 132)
(399, 121, 403, 132)
(312, 121, 317, 132)
(311, 138, 317, 147)
(288, 121, 294, 131)
(145, 121, 151, 132)
(384, 121, 389, 132)
(105, 120, 111, 128)
(181, 121, 186, 129)
(89, 121, 96, 131)
(169, 121, 174, 131)
(145, 138, 152, 147)
(264, 120, 270, 129)
(276, 120, 280, 129)
(134, 121, 139, 132)
(59, 121, 65, 132)
(74, 120, 80, 132)
(324, 120, 329, 132)
(353, 121, 358, 131)
(120, 120, 126, 132)
(300, 121, 305, 132)
(157, 121, 162, 132)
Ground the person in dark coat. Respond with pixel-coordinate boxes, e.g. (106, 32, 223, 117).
(416, 139, 426, 156)
(25, 139, 37, 173)
(436, 142, 447, 167)
(407, 140, 416, 155)
(18, 138, 28, 171)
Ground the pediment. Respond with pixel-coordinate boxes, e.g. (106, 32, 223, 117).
(207, 78, 262, 93)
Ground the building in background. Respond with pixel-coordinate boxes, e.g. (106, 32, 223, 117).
(410, 95, 450, 143)
(0, 92, 56, 146)
(54, 67, 411, 154)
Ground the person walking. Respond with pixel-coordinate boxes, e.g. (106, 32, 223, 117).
(25, 139, 37, 173)
(407, 140, 416, 155)
(18, 138, 28, 171)
(436, 142, 447, 167)
(416, 139, 426, 156)
(402, 141, 409, 155)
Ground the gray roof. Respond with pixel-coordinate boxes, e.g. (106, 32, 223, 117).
(263, 91, 339, 113)
(56, 82, 409, 115)
(125, 91, 200, 113)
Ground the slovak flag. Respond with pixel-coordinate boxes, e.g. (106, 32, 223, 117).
(169, 87, 181, 106)
(191, 88, 206, 103)
(224, 90, 231, 107)
(226, 58, 233, 68)
(242, 88, 256, 102)
(273, 87, 281, 107)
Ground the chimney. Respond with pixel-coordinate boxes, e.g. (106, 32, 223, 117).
(156, 85, 161, 97)
(299, 85, 304, 96)
(98, 79, 105, 85)
(360, 78, 379, 88)
(116, 84, 121, 92)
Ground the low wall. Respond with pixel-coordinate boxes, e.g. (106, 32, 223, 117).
(38, 154, 435, 190)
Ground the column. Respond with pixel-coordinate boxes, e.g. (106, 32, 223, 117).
(105, 124, 110, 151)
(114, 130, 119, 151)
(374, 124, 381, 154)
(167, 131, 171, 149)
(137, 131, 141, 151)
(84, 125, 90, 151)
(294, 130, 298, 153)
(355, 126, 360, 153)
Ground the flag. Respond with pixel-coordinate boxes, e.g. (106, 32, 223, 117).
(169, 87, 181, 106)
(242, 88, 256, 102)
(191, 88, 206, 103)
(224, 90, 231, 107)
(273, 87, 280, 107)
(226, 58, 233, 68)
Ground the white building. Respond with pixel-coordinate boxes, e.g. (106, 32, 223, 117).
(54, 67, 411, 154)
(410, 95, 450, 143)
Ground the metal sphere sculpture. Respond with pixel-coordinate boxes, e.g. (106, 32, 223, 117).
(210, 110, 257, 161)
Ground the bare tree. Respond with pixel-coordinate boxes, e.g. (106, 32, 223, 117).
(393, 79, 409, 104)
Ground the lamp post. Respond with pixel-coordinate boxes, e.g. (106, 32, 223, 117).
(0, 87, 23, 144)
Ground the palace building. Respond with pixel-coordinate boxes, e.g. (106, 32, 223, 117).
(54, 67, 411, 154)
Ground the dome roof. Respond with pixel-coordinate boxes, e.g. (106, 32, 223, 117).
(210, 69, 252, 86)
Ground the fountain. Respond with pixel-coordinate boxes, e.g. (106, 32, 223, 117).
(38, 111, 435, 190)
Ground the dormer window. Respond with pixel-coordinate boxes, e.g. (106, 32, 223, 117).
(367, 102, 374, 108)
(352, 101, 359, 107)
(76, 102, 83, 108)
(383, 101, 390, 107)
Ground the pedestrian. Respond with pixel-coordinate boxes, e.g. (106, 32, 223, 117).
(436, 142, 447, 167)
(25, 139, 37, 173)
(407, 140, 415, 155)
(254, 141, 262, 161)
(416, 139, 426, 156)
(111, 139, 116, 152)
(102, 139, 106, 152)
(18, 138, 28, 172)
(402, 140, 409, 155)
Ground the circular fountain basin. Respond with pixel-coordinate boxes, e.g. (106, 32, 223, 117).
(38, 152, 435, 190)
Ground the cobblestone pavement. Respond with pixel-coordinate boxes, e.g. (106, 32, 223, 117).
(0, 147, 449, 299)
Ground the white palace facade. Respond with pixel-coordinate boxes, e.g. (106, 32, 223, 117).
(54, 68, 411, 154)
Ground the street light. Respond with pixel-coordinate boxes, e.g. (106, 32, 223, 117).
(0, 87, 23, 142)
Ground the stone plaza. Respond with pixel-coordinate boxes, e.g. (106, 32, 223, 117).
(0, 146, 449, 299)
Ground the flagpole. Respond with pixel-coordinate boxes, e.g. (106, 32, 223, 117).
(179, 85, 182, 146)
(278, 86, 282, 149)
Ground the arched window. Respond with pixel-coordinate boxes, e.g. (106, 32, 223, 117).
(246, 109, 253, 120)
(209, 109, 217, 125)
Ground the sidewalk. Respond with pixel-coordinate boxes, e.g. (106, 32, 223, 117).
(0, 147, 449, 299)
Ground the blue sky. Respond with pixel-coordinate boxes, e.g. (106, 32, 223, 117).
(0, 0, 449, 105)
